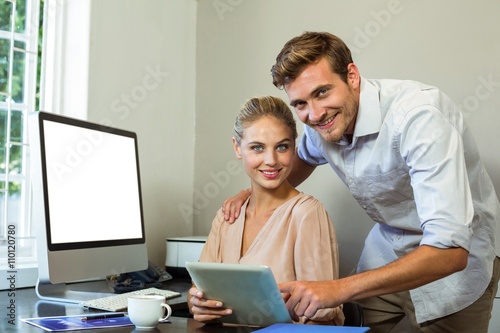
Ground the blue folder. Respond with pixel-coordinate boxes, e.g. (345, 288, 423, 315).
(255, 323, 370, 332)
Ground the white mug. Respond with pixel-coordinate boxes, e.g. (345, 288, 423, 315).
(127, 295, 172, 330)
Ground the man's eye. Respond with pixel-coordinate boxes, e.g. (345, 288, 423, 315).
(293, 102, 306, 110)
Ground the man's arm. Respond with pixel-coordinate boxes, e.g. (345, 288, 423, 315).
(287, 151, 316, 187)
(279, 245, 468, 320)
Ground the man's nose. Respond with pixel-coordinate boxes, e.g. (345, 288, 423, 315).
(308, 100, 326, 122)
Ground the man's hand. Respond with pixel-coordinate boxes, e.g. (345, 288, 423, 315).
(222, 189, 251, 223)
(279, 281, 341, 321)
(188, 286, 233, 323)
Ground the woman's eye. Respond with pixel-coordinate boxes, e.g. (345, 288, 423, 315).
(277, 144, 289, 151)
(251, 145, 263, 152)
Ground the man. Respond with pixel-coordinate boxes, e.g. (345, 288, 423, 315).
(222, 32, 500, 332)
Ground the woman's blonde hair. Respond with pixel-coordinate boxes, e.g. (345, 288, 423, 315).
(233, 96, 298, 145)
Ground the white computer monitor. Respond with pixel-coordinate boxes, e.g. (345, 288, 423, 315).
(29, 111, 148, 303)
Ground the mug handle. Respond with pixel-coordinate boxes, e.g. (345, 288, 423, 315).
(160, 303, 172, 321)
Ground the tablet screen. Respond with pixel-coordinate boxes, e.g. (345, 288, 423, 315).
(186, 262, 292, 327)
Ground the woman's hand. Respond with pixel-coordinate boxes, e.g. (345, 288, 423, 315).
(188, 286, 233, 323)
(222, 189, 251, 223)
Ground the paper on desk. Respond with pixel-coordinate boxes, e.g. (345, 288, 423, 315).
(254, 323, 370, 332)
(21, 312, 133, 332)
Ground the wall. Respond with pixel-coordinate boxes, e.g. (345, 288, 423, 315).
(74, 0, 500, 283)
(193, 0, 500, 277)
(48, 0, 498, 328)
(85, 0, 197, 265)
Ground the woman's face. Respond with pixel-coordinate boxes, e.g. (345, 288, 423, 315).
(233, 116, 295, 192)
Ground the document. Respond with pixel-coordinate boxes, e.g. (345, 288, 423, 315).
(22, 312, 133, 331)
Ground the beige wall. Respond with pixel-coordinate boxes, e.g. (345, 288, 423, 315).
(80, 0, 500, 277)
(85, 0, 197, 266)
(193, 0, 500, 276)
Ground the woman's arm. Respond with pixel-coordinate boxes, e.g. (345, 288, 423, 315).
(190, 212, 234, 323)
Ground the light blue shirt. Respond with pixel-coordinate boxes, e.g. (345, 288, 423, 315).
(298, 77, 500, 323)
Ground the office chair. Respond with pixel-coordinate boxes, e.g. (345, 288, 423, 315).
(342, 301, 364, 327)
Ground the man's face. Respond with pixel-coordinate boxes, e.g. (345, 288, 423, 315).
(285, 58, 360, 143)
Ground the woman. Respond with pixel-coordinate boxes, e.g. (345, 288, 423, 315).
(188, 96, 343, 325)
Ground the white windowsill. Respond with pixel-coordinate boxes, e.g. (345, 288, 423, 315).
(0, 265, 38, 290)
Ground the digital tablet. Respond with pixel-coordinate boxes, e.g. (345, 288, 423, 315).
(185, 262, 292, 327)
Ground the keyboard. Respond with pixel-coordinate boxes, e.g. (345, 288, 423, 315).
(80, 287, 181, 312)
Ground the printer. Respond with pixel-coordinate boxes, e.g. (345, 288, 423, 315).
(165, 236, 207, 278)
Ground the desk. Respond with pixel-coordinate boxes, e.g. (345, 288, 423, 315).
(0, 280, 258, 333)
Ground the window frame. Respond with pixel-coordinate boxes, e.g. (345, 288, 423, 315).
(0, 0, 92, 290)
(0, 0, 41, 289)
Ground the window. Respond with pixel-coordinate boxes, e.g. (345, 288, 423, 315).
(0, 0, 41, 288)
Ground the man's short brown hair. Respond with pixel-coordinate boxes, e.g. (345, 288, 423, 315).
(271, 31, 353, 89)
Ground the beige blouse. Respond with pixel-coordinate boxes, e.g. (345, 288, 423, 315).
(199, 192, 344, 325)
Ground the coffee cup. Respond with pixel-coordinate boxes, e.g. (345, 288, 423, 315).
(127, 295, 172, 330)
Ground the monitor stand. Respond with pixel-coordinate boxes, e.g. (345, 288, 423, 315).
(36, 278, 115, 304)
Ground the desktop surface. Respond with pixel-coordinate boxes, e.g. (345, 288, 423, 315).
(2, 280, 366, 332)
(2, 278, 255, 333)
(1, 286, 259, 333)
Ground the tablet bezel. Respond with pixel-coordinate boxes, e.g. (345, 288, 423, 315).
(186, 262, 293, 327)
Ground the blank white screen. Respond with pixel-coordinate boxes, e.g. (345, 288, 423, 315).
(43, 121, 143, 244)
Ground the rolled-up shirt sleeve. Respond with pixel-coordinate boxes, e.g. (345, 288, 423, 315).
(398, 105, 474, 251)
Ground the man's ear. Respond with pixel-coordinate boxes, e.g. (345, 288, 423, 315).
(347, 63, 360, 90)
(232, 137, 242, 159)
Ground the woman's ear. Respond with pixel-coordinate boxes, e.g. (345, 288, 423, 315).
(232, 137, 242, 159)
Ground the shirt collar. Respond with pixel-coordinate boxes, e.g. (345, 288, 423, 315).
(353, 77, 382, 138)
